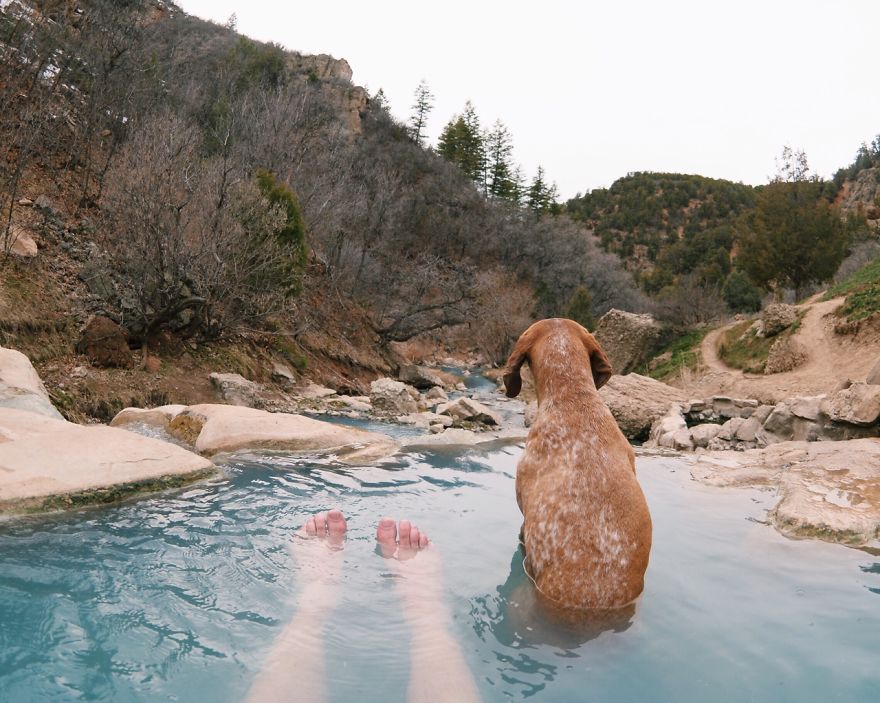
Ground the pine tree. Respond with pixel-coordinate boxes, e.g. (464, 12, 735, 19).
(527, 166, 558, 214)
(408, 79, 434, 146)
(485, 120, 517, 201)
(436, 101, 486, 186)
(372, 87, 389, 111)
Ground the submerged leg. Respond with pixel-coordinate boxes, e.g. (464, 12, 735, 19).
(376, 518, 481, 703)
(246, 509, 347, 703)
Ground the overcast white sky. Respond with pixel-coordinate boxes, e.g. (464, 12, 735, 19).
(177, 0, 880, 199)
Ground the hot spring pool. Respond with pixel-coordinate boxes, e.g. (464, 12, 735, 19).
(0, 444, 878, 702)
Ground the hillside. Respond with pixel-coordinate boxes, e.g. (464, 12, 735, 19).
(0, 0, 651, 419)
(565, 172, 755, 284)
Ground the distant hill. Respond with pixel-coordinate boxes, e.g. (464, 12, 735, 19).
(565, 172, 755, 286)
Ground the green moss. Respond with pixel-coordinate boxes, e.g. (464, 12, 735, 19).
(0, 469, 215, 517)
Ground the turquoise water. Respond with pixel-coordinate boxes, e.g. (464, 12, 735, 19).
(0, 445, 878, 702)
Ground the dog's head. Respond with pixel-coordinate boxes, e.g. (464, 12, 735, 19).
(502, 319, 613, 398)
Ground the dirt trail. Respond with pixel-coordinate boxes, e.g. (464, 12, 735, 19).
(678, 297, 880, 404)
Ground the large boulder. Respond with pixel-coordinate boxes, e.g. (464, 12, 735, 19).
(209, 372, 263, 407)
(144, 404, 399, 463)
(820, 383, 880, 426)
(599, 373, 688, 439)
(692, 439, 880, 546)
(0, 408, 214, 514)
(370, 378, 422, 415)
(398, 364, 446, 390)
(593, 309, 662, 375)
(761, 303, 798, 337)
(436, 397, 502, 426)
(76, 315, 131, 368)
(0, 346, 63, 420)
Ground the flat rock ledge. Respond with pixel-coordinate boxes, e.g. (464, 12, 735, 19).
(0, 408, 214, 515)
(691, 438, 880, 546)
(112, 403, 399, 464)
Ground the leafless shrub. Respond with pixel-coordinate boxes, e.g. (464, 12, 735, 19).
(100, 112, 297, 339)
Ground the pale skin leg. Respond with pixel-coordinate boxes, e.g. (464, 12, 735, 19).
(376, 517, 482, 703)
(245, 509, 347, 703)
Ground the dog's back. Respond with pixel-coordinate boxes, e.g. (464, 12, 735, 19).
(504, 319, 652, 610)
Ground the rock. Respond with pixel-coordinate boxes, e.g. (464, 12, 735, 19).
(370, 378, 421, 415)
(75, 315, 131, 368)
(764, 336, 807, 374)
(209, 372, 263, 407)
(296, 382, 337, 400)
(17, 198, 33, 206)
(331, 395, 372, 413)
(426, 386, 448, 402)
(647, 350, 672, 371)
(144, 355, 161, 373)
(110, 404, 187, 429)
(78, 259, 116, 300)
(716, 417, 744, 441)
(164, 404, 397, 463)
(693, 439, 880, 546)
(599, 373, 688, 440)
(271, 362, 296, 386)
(34, 194, 59, 216)
(820, 383, 880, 426)
(671, 428, 694, 451)
(833, 378, 853, 393)
(710, 396, 758, 420)
(753, 404, 775, 424)
(761, 303, 798, 337)
(734, 416, 762, 443)
(429, 423, 445, 434)
(292, 53, 353, 81)
(690, 423, 722, 448)
(1, 225, 38, 258)
(396, 412, 453, 429)
(867, 358, 880, 385)
(647, 406, 688, 448)
(788, 395, 825, 421)
(0, 346, 63, 420)
(436, 397, 502, 426)
(593, 309, 662, 375)
(759, 402, 819, 443)
(399, 364, 445, 390)
(0, 408, 214, 514)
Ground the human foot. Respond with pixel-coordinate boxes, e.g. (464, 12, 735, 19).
(292, 509, 348, 610)
(376, 517, 443, 607)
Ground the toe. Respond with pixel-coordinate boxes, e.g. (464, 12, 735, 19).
(418, 532, 429, 549)
(410, 526, 421, 550)
(376, 517, 397, 558)
(398, 519, 412, 548)
(314, 512, 328, 537)
(304, 515, 317, 537)
(327, 509, 347, 537)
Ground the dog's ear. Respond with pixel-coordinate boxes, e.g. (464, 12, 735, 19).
(503, 328, 533, 398)
(579, 328, 613, 390)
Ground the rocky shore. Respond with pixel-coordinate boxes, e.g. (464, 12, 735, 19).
(2, 341, 878, 548)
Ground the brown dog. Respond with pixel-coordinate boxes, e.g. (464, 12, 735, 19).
(504, 318, 652, 610)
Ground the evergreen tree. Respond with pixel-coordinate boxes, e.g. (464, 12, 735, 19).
(436, 101, 486, 186)
(737, 173, 848, 299)
(722, 269, 762, 313)
(372, 87, 389, 111)
(527, 166, 558, 214)
(485, 119, 517, 201)
(408, 79, 434, 146)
